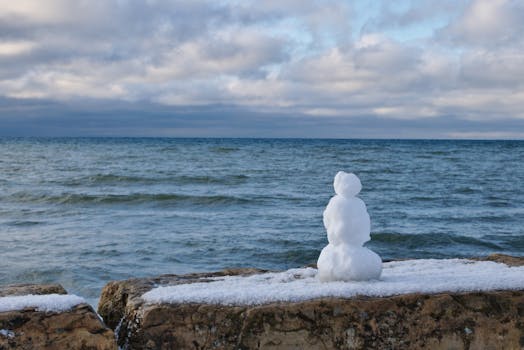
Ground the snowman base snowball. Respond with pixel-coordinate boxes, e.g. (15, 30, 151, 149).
(317, 244, 382, 281)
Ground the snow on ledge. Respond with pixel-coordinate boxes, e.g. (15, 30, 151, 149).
(142, 259, 524, 306)
(0, 329, 15, 338)
(0, 294, 85, 313)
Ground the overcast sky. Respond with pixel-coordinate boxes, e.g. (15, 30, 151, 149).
(1, 0, 524, 138)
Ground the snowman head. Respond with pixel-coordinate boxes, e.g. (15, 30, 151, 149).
(333, 171, 361, 198)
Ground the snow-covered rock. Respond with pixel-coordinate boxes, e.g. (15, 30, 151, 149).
(97, 255, 524, 350)
(141, 259, 524, 305)
(0, 283, 116, 350)
(0, 294, 85, 313)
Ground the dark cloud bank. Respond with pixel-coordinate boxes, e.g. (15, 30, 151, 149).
(2, 97, 522, 139)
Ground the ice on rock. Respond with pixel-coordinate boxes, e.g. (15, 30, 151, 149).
(317, 171, 382, 282)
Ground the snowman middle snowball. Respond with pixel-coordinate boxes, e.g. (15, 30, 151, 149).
(317, 171, 382, 282)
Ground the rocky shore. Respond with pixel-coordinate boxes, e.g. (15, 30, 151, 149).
(0, 284, 115, 350)
(1, 254, 523, 350)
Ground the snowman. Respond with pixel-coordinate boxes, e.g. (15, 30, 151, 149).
(317, 171, 382, 282)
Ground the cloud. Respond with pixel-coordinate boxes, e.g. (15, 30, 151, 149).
(0, 0, 523, 138)
(0, 40, 35, 56)
(440, 0, 524, 47)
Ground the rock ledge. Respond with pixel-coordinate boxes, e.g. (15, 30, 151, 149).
(98, 254, 524, 350)
(0, 284, 116, 350)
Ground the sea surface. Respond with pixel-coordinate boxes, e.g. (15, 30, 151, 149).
(0, 138, 523, 305)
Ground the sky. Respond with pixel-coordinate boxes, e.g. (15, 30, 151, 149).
(1, 0, 524, 138)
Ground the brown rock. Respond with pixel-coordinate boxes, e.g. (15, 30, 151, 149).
(0, 284, 117, 350)
(98, 256, 524, 350)
(0, 283, 67, 297)
(97, 268, 267, 330)
(483, 253, 524, 267)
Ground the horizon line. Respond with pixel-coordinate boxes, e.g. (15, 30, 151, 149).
(1, 136, 523, 141)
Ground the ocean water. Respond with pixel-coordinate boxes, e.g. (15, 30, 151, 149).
(0, 138, 523, 305)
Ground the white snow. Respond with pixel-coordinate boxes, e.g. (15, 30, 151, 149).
(0, 329, 15, 338)
(318, 244, 382, 281)
(142, 259, 524, 306)
(333, 171, 362, 198)
(317, 171, 382, 281)
(0, 294, 85, 313)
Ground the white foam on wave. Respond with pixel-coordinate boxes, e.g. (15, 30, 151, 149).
(142, 259, 524, 306)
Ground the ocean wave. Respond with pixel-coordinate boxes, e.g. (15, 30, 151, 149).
(210, 146, 240, 153)
(175, 174, 249, 185)
(371, 232, 503, 250)
(57, 174, 153, 186)
(57, 173, 249, 186)
(482, 234, 524, 250)
(6, 191, 254, 206)
(3, 220, 43, 227)
(253, 248, 320, 265)
(80, 249, 122, 257)
(408, 196, 440, 202)
(428, 150, 450, 156)
(455, 186, 478, 194)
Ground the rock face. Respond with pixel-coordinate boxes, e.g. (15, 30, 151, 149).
(0, 284, 116, 350)
(0, 283, 67, 297)
(97, 268, 267, 349)
(98, 255, 524, 350)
